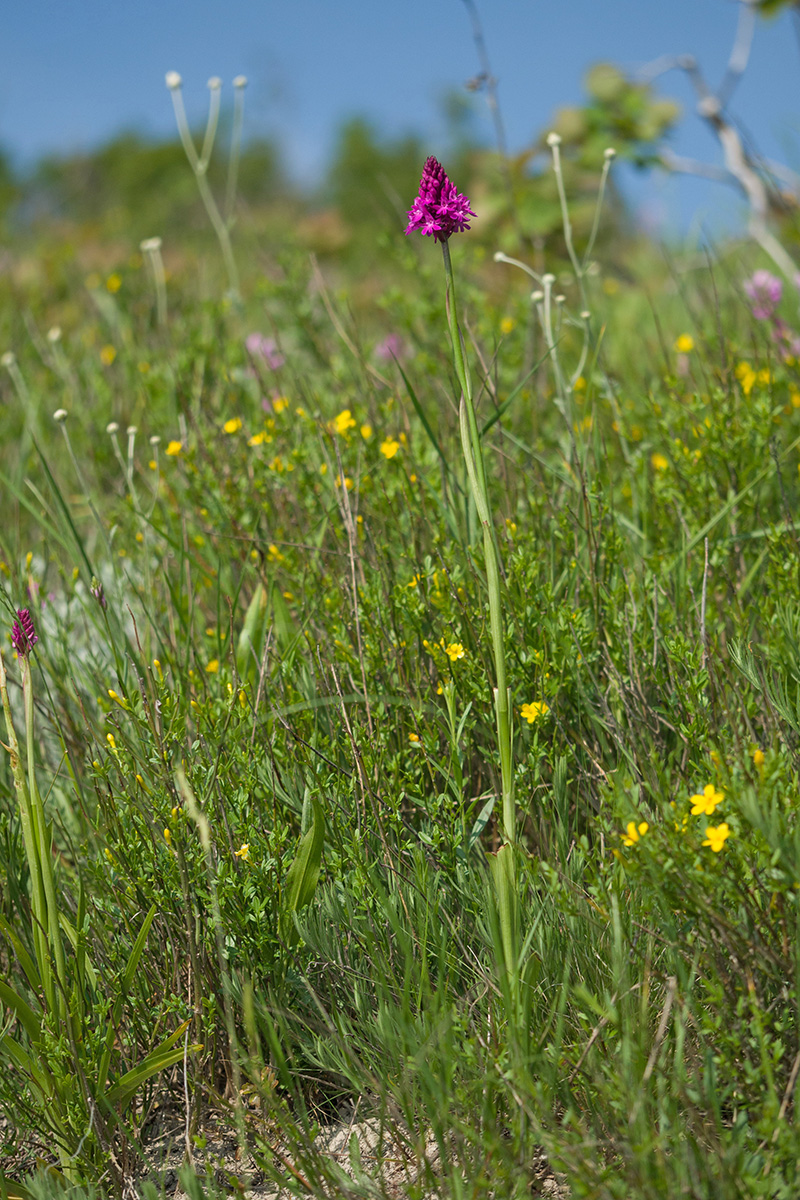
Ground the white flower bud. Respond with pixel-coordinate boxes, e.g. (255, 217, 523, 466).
(1, 351, 15, 367)
(126, 425, 137, 436)
(149, 435, 161, 446)
(542, 273, 556, 286)
(140, 237, 162, 252)
(531, 290, 544, 303)
(580, 310, 591, 321)
(546, 132, 562, 147)
(53, 409, 68, 423)
(233, 75, 247, 89)
(554, 294, 566, 305)
(165, 71, 182, 91)
(604, 147, 617, 161)
(207, 76, 222, 91)
(47, 326, 62, 343)
(493, 251, 504, 262)
(106, 421, 119, 434)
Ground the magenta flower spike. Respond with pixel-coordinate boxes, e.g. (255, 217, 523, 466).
(245, 333, 285, 370)
(744, 270, 782, 320)
(12, 608, 38, 657)
(405, 156, 476, 244)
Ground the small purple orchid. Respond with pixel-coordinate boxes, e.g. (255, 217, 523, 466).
(245, 333, 285, 370)
(405, 157, 475, 244)
(744, 270, 782, 320)
(374, 333, 406, 362)
(11, 609, 38, 658)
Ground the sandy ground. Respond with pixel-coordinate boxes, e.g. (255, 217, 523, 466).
(2, 1098, 569, 1198)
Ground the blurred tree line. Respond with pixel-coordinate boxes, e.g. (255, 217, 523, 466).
(0, 66, 683, 266)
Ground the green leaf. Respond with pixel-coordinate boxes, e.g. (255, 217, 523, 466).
(58, 912, 98, 992)
(0, 1171, 38, 1200)
(236, 582, 268, 678)
(395, 360, 458, 484)
(468, 797, 495, 850)
(282, 798, 325, 944)
(0, 914, 40, 995)
(480, 358, 546, 437)
(0, 1034, 54, 1099)
(0, 980, 42, 1045)
(122, 904, 157, 996)
(105, 1018, 200, 1110)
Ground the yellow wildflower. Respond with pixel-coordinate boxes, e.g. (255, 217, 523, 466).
(753, 748, 765, 768)
(273, 396, 289, 414)
(166, 440, 182, 456)
(651, 453, 669, 472)
(702, 823, 731, 853)
(500, 316, 515, 335)
(735, 361, 757, 396)
(520, 701, 549, 724)
(106, 273, 122, 293)
(100, 344, 117, 366)
(444, 642, 465, 662)
(206, 659, 219, 674)
(163, 827, 172, 844)
(223, 417, 242, 434)
(380, 437, 400, 459)
(267, 544, 285, 563)
(690, 784, 724, 817)
(408, 732, 420, 744)
(234, 843, 251, 861)
(361, 424, 373, 440)
(621, 821, 649, 847)
(674, 334, 694, 354)
(333, 409, 356, 435)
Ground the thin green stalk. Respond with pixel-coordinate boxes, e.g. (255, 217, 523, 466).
(23, 656, 68, 1020)
(440, 240, 514, 847)
(548, 135, 588, 316)
(225, 78, 248, 224)
(0, 651, 51, 1010)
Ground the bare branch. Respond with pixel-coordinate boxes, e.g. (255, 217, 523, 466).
(659, 150, 734, 184)
(717, 0, 757, 108)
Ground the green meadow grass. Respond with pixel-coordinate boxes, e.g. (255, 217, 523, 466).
(1, 186, 800, 1200)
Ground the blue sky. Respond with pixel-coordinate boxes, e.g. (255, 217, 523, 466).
(2, 1, 799, 233)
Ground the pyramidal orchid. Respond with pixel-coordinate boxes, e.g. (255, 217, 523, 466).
(405, 156, 475, 244)
(405, 158, 518, 995)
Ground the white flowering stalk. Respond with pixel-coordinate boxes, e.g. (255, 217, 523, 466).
(494, 141, 616, 436)
(164, 70, 244, 298)
(140, 236, 168, 327)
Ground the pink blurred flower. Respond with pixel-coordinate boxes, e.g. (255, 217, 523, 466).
(374, 333, 407, 362)
(405, 157, 475, 244)
(744, 270, 782, 320)
(245, 333, 285, 370)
